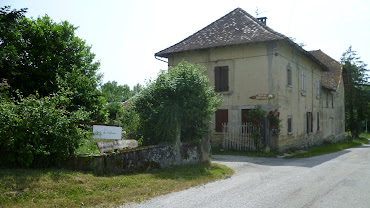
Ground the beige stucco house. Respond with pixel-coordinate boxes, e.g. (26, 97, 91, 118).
(155, 8, 345, 151)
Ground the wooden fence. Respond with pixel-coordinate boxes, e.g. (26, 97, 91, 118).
(222, 121, 271, 151)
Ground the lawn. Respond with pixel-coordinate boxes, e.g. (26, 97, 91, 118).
(285, 136, 369, 159)
(0, 163, 233, 207)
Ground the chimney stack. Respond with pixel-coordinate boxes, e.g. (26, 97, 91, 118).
(257, 17, 267, 25)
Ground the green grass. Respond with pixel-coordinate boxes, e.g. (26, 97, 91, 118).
(74, 138, 117, 155)
(212, 147, 278, 158)
(0, 163, 234, 207)
(285, 137, 369, 159)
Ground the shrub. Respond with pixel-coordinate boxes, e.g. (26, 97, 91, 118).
(133, 61, 222, 145)
(0, 91, 90, 167)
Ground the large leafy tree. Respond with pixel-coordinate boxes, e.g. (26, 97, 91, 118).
(341, 46, 369, 138)
(0, 6, 106, 121)
(133, 61, 222, 146)
(101, 81, 131, 103)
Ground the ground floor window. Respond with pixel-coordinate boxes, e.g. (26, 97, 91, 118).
(317, 112, 320, 131)
(215, 109, 228, 132)
(241, 109, 250, 124)
(288, 116, 293, 135)
(307, 112, 313, 134)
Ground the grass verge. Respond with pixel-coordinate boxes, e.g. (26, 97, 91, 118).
(212, 147, 278, 158)
(0, 163, 234, 207)
(285, 137, 369, 159)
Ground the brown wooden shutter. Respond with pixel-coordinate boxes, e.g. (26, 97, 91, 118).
(214, 67, 220, 92)
(214, 66, 229, 92)
(317, 112, 320, 131)
(221, 66, 229, 91)
(215, 109, 228, 132)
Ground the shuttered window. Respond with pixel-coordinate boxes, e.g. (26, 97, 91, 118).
(288, 117, 293, 134)
(301, 72, 306, 95)
(316, 80, 320, 98)
(307, 112, 313, 134)
(214, 66, 229, 92)
(241, 109, 250, 124)
(287, 65, 292, 87)
(215, 109, 228, 132)
(317, 112, 320, 131)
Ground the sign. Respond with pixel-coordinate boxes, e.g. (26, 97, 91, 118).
(249, 94, 274, 100)
(93, 125, 122, 140)
(96, 140, 138, 153)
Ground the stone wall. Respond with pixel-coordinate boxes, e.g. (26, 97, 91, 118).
(65, 137, 210, 175)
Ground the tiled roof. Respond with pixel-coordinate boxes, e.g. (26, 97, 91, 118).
(309, 50, 343, 91)
(155, 8, 329, 71)
(155, 8, 286, 58)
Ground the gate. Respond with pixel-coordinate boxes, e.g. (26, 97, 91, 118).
(222, 118, 272, 151)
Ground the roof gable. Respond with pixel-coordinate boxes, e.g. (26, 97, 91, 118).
(155, 8, 286, 58)
(155, 8, 329, 72)
(309, 50, 343, 91)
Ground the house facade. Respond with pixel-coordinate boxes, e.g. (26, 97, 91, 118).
(155, 8, 345, 151)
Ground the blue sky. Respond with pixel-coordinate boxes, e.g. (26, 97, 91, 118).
(2, 0, 369, 88)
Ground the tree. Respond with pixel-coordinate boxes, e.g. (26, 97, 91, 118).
(133, 61, 222, 146)
(341, 46, 369, 138)
(0, 6, 106, 122)
(101, 81, 131, 103)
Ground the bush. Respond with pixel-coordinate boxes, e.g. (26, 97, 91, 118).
(0, 91, 90, 167)
(133, 61, 221, 145)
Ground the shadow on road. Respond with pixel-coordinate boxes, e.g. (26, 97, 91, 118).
(212, 146, 369, 168)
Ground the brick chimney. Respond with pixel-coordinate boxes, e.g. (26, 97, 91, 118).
(257, 17, 267, 25)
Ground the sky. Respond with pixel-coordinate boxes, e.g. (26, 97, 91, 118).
(2, 0, 370, 88)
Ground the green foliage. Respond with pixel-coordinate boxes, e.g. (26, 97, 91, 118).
(267, 109, 281, 135)
(246, 105, 266, 124)
(0, 90, 91, 167)
(101, 81, 131, 103)
(341, 46, 369, 138)
(0, 6, 106, 122)
(133, 61, 222, 145)
(284, 137, 368, 158)
(120, 107, 142, 140)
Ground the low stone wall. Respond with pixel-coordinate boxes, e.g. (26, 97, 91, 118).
(65, 137, 210, 175)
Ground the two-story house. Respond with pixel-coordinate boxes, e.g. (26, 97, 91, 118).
(155, 8, 345, 151)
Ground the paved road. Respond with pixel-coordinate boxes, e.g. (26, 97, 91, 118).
(128, 144, 370, 208)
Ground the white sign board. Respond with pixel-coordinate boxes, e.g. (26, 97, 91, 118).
(92, 125, 122, 140)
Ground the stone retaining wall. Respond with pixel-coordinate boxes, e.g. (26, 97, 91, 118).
(65, 137, 210, 175)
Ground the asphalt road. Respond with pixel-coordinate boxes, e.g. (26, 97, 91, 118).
(128, 143, 370, 208)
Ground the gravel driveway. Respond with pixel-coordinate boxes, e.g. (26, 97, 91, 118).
(128, 144, 370, 208)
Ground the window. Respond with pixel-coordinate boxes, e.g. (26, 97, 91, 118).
(287, 64, 292, 87)
(241, 109, 250, 124)
(288, 117, 293, 135)
(317, 112, 320, 131)
(215, 109, 228, 132)
(326, 92, 329, 108)
(331, 93, 334, 108)
(316, 80, 320, 98)
(301, 72, 306, 95)
(214, 66, 229, 92)
(306, 112, 313, 134)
